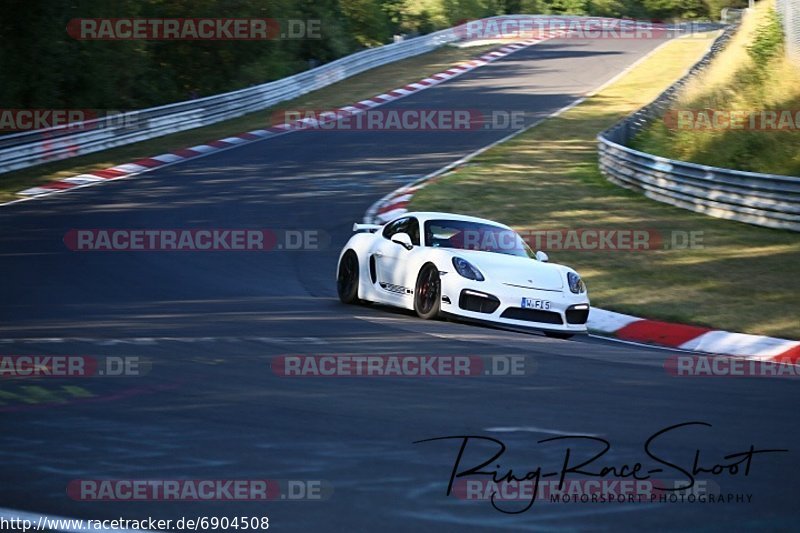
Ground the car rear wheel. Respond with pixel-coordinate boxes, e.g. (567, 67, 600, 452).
(414, 264, 441, 320)
(337, 250, 360, 304)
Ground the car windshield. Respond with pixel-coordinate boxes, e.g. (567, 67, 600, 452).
(424, 219, 534, 258)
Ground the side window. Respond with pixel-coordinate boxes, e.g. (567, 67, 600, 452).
(405, 218, 420, 246)
(382, 217, 420, 246)
(382, 218, 406, 240)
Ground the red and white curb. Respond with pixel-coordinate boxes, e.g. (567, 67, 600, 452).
(10, 37, 556, 203)
(588, 309, 799, 362)
(367, 180, 431, 224)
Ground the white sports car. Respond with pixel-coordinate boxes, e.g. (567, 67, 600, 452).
(336, 212, 590, 338)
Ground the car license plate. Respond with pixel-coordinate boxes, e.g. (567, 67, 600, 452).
(521, 298, 551, 310)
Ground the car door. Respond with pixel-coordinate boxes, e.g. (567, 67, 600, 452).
(368, 217, 420, 299)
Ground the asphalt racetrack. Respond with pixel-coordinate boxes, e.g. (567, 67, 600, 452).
(1, 35, 797, 531)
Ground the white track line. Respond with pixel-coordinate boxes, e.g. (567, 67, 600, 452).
(365, 36, 678, 224)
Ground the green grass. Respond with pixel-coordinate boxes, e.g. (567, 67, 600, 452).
(0, 43, 503, 203)
(411, 31, 800, 339)
(630, 0, 800, 176)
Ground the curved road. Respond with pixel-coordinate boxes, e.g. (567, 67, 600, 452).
(0, 35, 797, 531)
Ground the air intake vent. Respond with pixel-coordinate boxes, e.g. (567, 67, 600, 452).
(566, 305, 590, 324)
(500, 307, 563, 325)
(459, 290, 500, 313)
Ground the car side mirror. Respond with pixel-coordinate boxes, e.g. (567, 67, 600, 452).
(535, 250, 549, 262)
(391, 232, 414, 250)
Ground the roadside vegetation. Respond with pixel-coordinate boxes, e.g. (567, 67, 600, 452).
(631, 0, 800, 175)
(1, 0, 744, 110)
(0, 0, 745, 201)
(0, 43, 502, 202)
(411, 29, 800, 338)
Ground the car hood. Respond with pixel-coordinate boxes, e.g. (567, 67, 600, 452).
(456, 250, 564, 291)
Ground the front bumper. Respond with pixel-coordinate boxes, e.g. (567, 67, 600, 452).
(439, 276, 590, 334)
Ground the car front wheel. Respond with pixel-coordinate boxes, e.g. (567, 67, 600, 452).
(414, 264, 441, 319)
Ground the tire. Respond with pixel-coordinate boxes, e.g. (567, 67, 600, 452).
(544, 331, 574, 340)
(414, 264, 441, 320)
(337, 250, 360, 304)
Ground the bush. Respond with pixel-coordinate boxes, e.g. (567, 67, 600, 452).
(747, 7, 784, 65)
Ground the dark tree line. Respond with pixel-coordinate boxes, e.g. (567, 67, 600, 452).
(0, 0, 747, 109)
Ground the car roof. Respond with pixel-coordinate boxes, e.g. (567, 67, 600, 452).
(398, 211, 512, 230)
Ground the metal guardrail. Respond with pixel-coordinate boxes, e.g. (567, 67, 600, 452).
(597, 20, 800, 232)
(0, 24, 464, 174)
(3, 14, 576, 175)
(776, 0, 800, 64)
(0, 15, 718, 177)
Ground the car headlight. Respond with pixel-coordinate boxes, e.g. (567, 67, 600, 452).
(567, 272, 586, 294)
(452, 257, 484, 281)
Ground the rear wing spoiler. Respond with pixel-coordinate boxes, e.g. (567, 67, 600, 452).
(353, 223, 381, 233)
